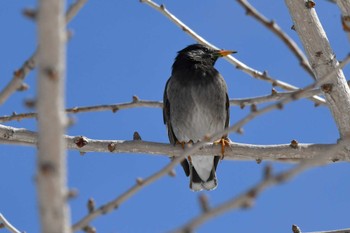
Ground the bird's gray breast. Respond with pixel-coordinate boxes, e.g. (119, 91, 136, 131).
(167, 73, 227, 142)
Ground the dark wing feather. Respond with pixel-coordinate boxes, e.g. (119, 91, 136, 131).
(163, 78, 177, 144)
(223, 93, 230, 138)
(163, 77, 190, 176)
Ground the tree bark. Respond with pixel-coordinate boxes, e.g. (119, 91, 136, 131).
(37, 0, 71, 232)
(285, 0, 350, 138)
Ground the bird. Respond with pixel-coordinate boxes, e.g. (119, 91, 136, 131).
(163, 44, 236, 191)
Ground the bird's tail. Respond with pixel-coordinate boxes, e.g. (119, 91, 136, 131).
(189, 156, 220, 192)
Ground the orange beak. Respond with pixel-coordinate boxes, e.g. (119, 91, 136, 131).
(216, 50, 237, 57)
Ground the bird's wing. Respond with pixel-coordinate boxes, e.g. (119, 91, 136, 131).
(225, 93, 230, 129)
(163, 78, 177, 144)
(163, 77, 190, 176)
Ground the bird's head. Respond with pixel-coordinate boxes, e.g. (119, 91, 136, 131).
(172, 44, 237, 72)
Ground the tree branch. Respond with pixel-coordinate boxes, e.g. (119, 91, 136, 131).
(36, 0, 71, 232)
(285, 0, 350, 138)
(307, 229, 350, 233)
(0, 87, 323, 123)
(236, 0, 315, 79)
(1, 124, 349, 163)
(295, 225, 350, 233)
(140, 0, 326, 105)
(0, 0, 87, 105)
(0, 213, 21, 233)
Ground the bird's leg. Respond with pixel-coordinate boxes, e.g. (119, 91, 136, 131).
(176, 140, 193, 162)
(213, 137, 231, 160)
(176, 141, 186, 149)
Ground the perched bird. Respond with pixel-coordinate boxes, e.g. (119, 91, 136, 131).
(163, 44, 236, 191)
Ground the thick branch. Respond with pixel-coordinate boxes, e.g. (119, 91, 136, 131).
(36, 0, 71, 232)
(0, 124, 349, 163)
(285, 0, 350, 138)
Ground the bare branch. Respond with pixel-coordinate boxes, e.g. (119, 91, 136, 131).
(0, 213, 22, 233)
(0, 87, 322, 123)
(295, 224, 350, 233)
(140, 0, 325, 105)
(285, 0, 350, 138)
(1, 124, 349, 163)
(307, 228, 350, 233)
(36, 0, 71, 232)
(232, 88, 322, 108)
(236, 0, 315, 79)
(0, 0, 88, 105)
(65, 0, 88, 24)
(0, 99, 162, 123)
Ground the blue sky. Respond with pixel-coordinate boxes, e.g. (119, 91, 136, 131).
(1, 0, 350, 232)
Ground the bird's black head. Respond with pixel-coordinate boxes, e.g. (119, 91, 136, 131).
(172, 44, 236, 73)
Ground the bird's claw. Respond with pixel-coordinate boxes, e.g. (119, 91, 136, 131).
(213, 137, 231, 160)
(176, 141, 186, 149)
(176, 140, 194, 163)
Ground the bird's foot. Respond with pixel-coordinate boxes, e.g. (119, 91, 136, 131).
(176, 140, 194, 162)
(176, 140, 194, 149)
(213, 137, 231, 160)
(176, 141, 186, 149)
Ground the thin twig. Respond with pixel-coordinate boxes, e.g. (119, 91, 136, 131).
(295, 224, 350, 233)
(15, 74, 350, 124)
(140, 0, 326, 105)
(236, 0, 315, 79)
(0, 0, 88, 105)
(0, 99, 162, 123)
(307, 228, 350, 233)
(0, 87, 323, 123)
(0, 213, 22, 233)
(65, 0, 88, 23)
(232, 88, 322, 108)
